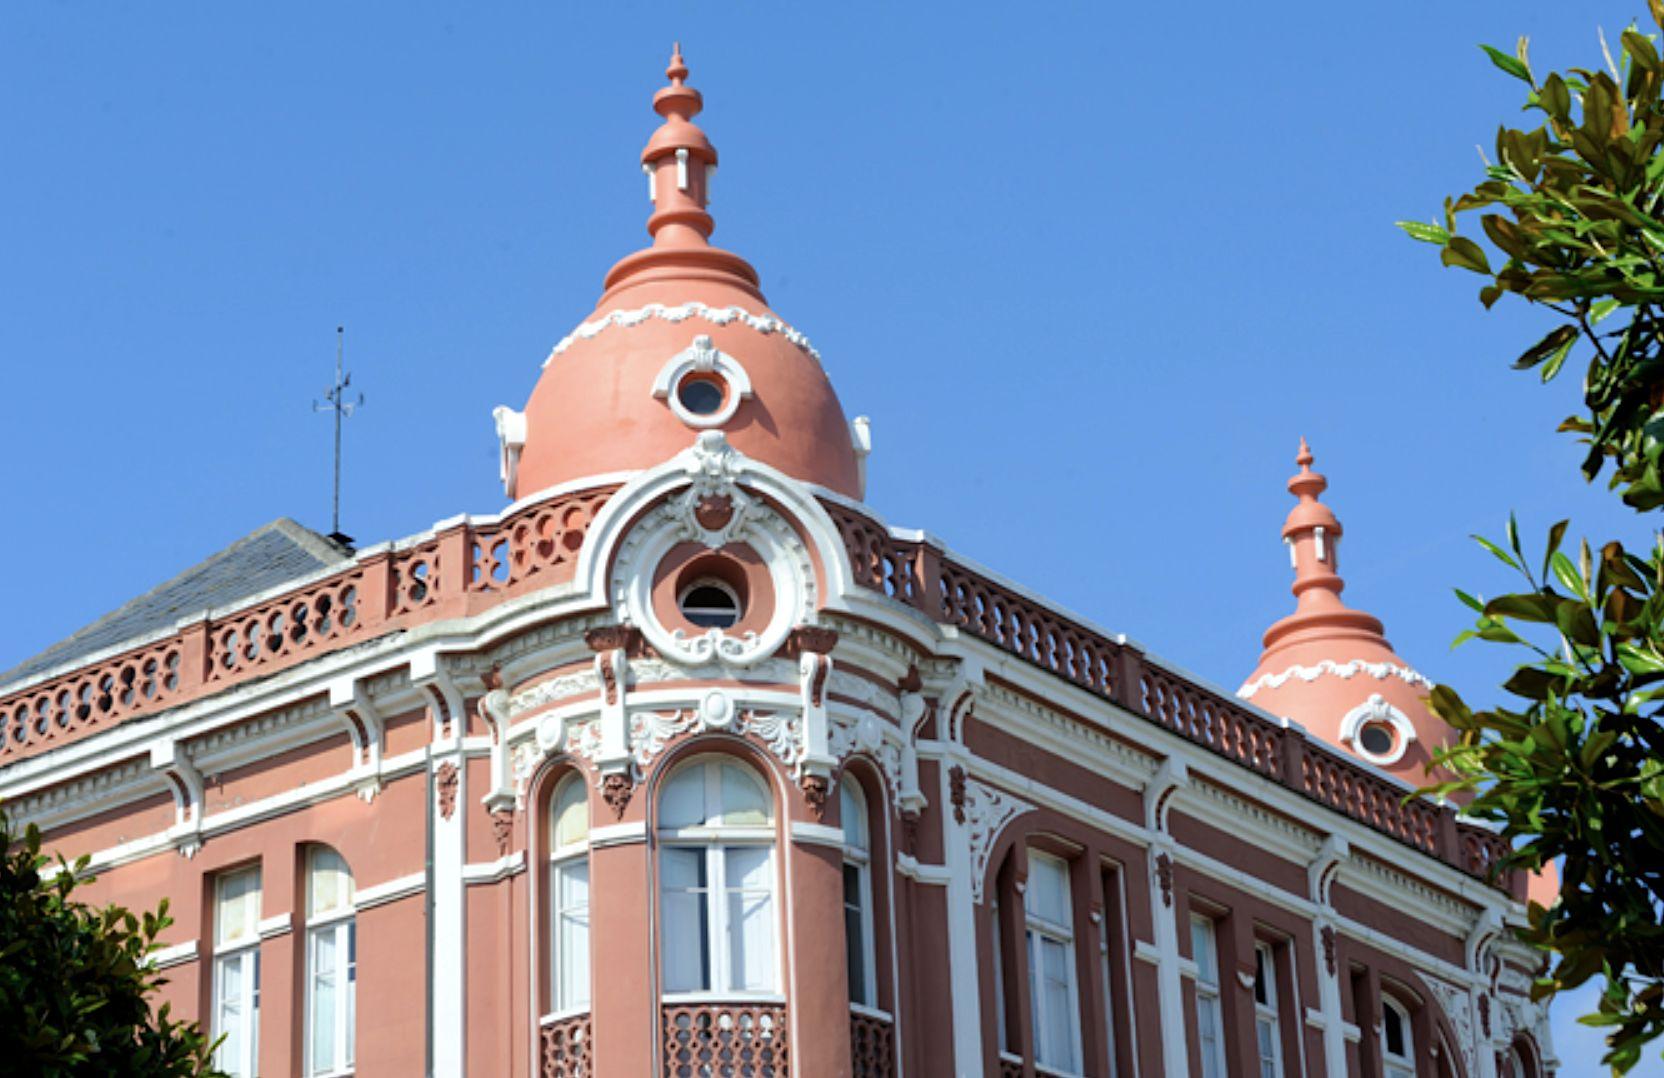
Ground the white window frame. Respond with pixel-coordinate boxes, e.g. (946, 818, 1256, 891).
(1252, 941, 1284, 1078)
(213, 866, 262, 1078)
(549, 773, 592, 1016)
(1024, 851, 1082, 1076)
(658, 756, 781, 999)
(1382, 995, 1416, 1078)
(1190, 914, 1227, 1078)
(840, 774, 877, 1007)
(304, 847, 356, 1078)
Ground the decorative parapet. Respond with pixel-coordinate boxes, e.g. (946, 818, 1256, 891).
(540, 1011, 593, 1078)
(849, 1006, 896, 1078)
(821, 499, 1519, 895)
(0, 485, 617, 766)
(662, 1001, 789, 1077)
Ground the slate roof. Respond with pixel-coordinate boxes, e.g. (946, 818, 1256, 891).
(0, 519, 351, 691)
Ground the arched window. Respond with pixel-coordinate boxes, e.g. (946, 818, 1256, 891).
(1382, 996, 1415, 1078)
(550, 773, 592, 1013)
(658, 755, 778, 995)
(1190, 914, 1226, 1078)
(213, 865, 262, 1078)
(305, 847, 355, 1077)
(1252, 941, 1284, 1077)
(840, 774, 876, 1007)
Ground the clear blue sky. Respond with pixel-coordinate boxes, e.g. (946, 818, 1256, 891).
(0, 4, 1653, 1070)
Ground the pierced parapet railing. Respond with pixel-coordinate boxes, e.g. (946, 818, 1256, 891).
(849, 1007, 896, 1078)
(541, 1012, 593, 1078)
(0, 485, 617, 765)
(824, 498, 1519, 893)
(997, 1054, 1024, 1078)
(662, 1002, 789, 1077)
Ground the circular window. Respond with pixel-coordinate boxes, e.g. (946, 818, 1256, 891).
(1357, 720, 1396, 758)
(676, 375, 726, 417)
(678, 577, 741, 629)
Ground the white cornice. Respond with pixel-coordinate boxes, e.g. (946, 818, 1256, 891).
(1238, 659, 1433, 700)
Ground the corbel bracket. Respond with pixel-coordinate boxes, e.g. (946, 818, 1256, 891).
(328, 676, 386, 802)
(149, 739, 204, 858)
(411, 648, 465, 745)
(1143, 757, 1189, 835)
(1307, 834, 1350, 907)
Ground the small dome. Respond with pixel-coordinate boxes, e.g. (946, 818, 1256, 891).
(1238, 441, 1454, 783)
(509, 48, 861, 501)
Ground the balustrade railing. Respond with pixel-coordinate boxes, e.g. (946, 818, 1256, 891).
(541, 1012, 593, 1078)
(822, 500, 1520, 894)
(849, 1006, 895, 1077)
(0, 485, 617, 765)
(662, 1001, 789, 1077)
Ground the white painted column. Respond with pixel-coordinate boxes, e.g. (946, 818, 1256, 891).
(1308, 836, 1351, 1077)
(940, 749, 984, 1078)
(1147, 841, 1190, 1078)
(415, 651, 467, 1078)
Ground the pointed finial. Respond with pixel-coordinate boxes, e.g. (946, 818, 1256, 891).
(667, 42, 687, 84)
(1296, 436, 1313, 470)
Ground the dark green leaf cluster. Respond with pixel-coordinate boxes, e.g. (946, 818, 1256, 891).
(1397, 10, 1664, 509)
(1432, 522, 1664, 1070)
(0, 804, 222, 1077)
(1402, 10, 1664, 1072)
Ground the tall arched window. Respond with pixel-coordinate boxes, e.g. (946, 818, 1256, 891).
(1382, 996, 1415, 1078)
(840, 774, 876, 1007)
(658, 755, 778, 996)
(305, 847, 355, 1077)
(1025, 852, 1081, 1074)
(549, 773, 591, 1013)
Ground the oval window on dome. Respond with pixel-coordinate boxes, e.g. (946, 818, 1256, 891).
(678, 577, 741, 629)
(676, 374, 727, 417)
(1357, 721, 1396, 758)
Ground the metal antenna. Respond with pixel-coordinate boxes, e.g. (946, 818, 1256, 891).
(313, 326, 364, 542)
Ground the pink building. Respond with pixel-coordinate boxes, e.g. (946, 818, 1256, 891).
(0, 51, 1557, 1078)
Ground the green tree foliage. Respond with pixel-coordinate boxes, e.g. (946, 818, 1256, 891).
(0, 804, 221, 1076)
(1398, 9, 1664, 1071)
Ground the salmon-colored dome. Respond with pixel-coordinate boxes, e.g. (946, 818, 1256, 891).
(511, 48, 860, 501)
(1238, 441, 1455, 784)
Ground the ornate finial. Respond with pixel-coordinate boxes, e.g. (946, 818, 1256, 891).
(601, 47, 762, 302)
(1296, 436, 1313, 470)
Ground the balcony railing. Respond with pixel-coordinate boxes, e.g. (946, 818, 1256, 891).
(662, 1001, 789, 1077)
(0, 485, 617, 766)
(822, 499, 1519, 895)
(849, 1005, 895, 1077)
(541, 1011, 593, 1078)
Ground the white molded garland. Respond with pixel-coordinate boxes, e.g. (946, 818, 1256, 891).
(1236, 658, 1433, 700)
(543, 302, 822, 367)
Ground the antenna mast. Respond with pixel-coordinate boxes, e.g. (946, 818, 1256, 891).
(314, 326, 364, 542)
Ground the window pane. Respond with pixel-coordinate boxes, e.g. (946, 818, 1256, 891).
(1384, 1002, 1405, 1055)
(309, 847, 353, 918)
(217, 868, 261, 945)
(843, 865, 867, 1004)
(725, 847, 775, 991)
(310, 928, 338, 1073)
(557, 861, 591, 1009)
(840, 776, 867, 851)
(1198, 996, 1223, 1078)
(345, 923, 356, 1066)
(1040, 936, 1076, 1070)
(1027, 855, 1071, 928)
(660, 766, 707, 830)
(553, 777, 590, 849)
(1190, 916, 1218, 985)
(718, 763, 770, 825)
(661, 849, 708, 992)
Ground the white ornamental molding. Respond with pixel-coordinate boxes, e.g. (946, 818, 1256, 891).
(960, 776, 1036, 904)
(827, 709, 904, 795)
(544, 301, 822, 366)
(1338, 693, 1418, 766)
(1237, 658, 1434, 700)
(509, 669, 602, 719)
(629, 691, 802, 773)
(651, 334, 754, 429)
(609, 433, 816, 668)
(1417, 972, 1477, 1078)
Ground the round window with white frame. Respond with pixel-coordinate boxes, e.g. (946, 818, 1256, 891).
(1339, 693, 1416, 767)
(651, 334, 754, 429)
(678, 577, 742, 630)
